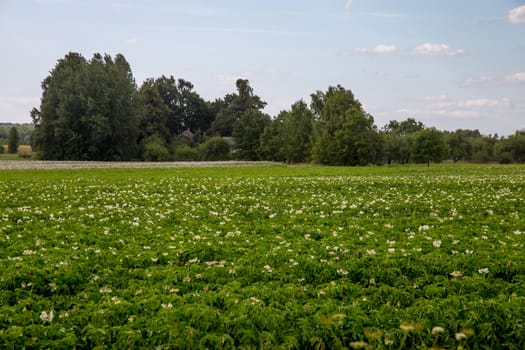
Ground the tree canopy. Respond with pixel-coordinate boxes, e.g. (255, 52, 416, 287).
(31, 52, 137, 160)
(29, 52, 525, 164)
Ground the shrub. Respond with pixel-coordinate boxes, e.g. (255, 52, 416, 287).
(497, 152, 513, 164)
(142, 135, 171, 161)
(173, 146, 198, 161)
(198, 137, 231, 161)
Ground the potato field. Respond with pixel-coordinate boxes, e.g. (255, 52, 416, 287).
(1, 164, 524, 349)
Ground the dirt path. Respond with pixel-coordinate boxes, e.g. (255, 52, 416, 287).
(0, 160, 277, 170)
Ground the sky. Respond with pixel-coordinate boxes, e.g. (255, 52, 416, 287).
(0, 0, 524, 136)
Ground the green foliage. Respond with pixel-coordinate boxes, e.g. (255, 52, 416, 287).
(0, 124, 33, 145)
(311, 86, 382, 165)
(7, 127, 19, 153)
(141, 134, 171, 161)
(412, 128, 448, 166)
(198, 137, 231, 161)
(173, 145, 199, 161)
(233, 109, 271, 160)
(1, 164, 525, 348)
(31, 52, 138, 160)
(259, 101, 314, 164)
(153, 75, 214, 135)
(136, 79, 170, 144)
(445, 129, 479, 162)
(26, 52, 525, 165)
(495, 131, 525, 163)
(210, 79, 267, 137)
(382, 118, 424, 164)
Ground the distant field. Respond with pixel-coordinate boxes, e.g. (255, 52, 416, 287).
(0, 144, 32, 160)
(1, 164, 524, 349)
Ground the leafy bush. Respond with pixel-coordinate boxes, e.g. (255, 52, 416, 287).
(173, 146, 198, 161)
(497, 151, 513, 164)
(142, 135, 171, 161)
(198, 137, 231, 161)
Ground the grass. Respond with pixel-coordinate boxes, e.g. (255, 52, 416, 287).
(1, 163, 524, 349)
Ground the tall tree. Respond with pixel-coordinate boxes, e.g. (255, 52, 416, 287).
(412, 128, 448, 166)
(153, 76, 214, 135)
(259, 100, 314, 163)
(495, 131, 525, 163)
(311, 85, 382, 165)
(31, 52, 138, 160)
(382, 118, 425, 164)
(232, 109, 270, 160)
(210, 79, 266, 136)
(137, 79, 170, 143)
(445, 129, 479, 162)
(7, 127, 19, 154)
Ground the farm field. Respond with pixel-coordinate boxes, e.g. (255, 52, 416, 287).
(1, 164, 524, 349)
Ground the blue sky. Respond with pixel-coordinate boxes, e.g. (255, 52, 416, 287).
(1, 0, 524, 135)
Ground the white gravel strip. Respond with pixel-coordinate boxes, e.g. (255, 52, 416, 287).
(0, 160, 278, 170)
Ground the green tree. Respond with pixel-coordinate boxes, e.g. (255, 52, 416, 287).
(136, 79, 170, 144)
(198, 137, 231, 161)
(31, 52, 138, 160)
(470, 134, 498, 162)
(412, 128, 447, 166)
(382, 118, 425, 164)
(445, 129, 479, 162)
(259, 100, 314, 163)
(153, 76, 214, 135)
(495, 131, 525, 163)
(311, 85, 382, 165)
(7, 127, 19, 153)
(232, 109, 270, 160)
(141, 134, 171, 161)
(210, 79, 266, 136)
(258, 114, 285, 162)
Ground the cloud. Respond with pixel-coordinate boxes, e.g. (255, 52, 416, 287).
(397, 96, 512, 122)
(126, 38, 137, 45)
(504, 72, 525, 83)
(396, 108, 480, 119)
(508, 5, 525, 24)
(345, 0, 352, 10)
(413, 43, 464, 56)
(464, 72, 525, 86)
(354, 44, 397, 54)
(432, 98, 510, 108)
(463, 76, 496, 86)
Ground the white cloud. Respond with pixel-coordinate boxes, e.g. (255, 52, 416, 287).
(373, 44, 397, 53)
(465, 73, 525, 85)
(126, 38, 137, 44)
(345, 0, 352, 10)
(354, 44, 397, 54)
(508, 5, 525, 24)
(413, 43, 464, 56)
(432, 98, 510, 108)
(463, 76, 496, 86)
(423, 95, 448, 102)
(396, 108, 480, 119)
(504, 72, 525, 83)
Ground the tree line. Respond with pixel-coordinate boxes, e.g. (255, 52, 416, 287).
(30, 52, 525, 164)
(0, 124, 32, 154)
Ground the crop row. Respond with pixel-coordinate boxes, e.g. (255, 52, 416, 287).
(1, 165, 524, 349)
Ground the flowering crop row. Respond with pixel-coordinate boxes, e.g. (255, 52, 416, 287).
(1, 164, 524, 349)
